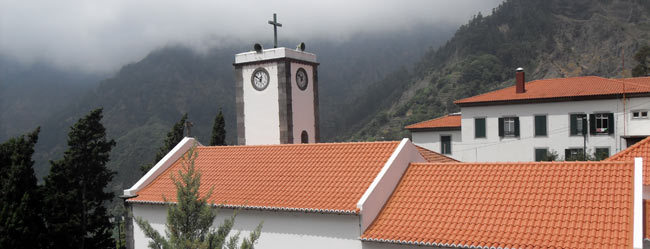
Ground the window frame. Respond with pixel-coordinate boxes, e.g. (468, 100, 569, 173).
(534, 147, 549, 162)
(632, 110, 649, 119)
(534, 114, 548, 137)
(474, 117, 486, 139)
(594, 147, 610, 161)
(503, 117, 516, 137)
(565, 148, 585, 161)
(569, 113, 587, 136)
(440, 135, 452, 155)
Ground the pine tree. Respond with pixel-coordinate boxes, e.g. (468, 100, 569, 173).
(0, 128, 45, 249)
(42, 108, 116, 249)
(210, 111, 226, 146)
(632, 45, 650, 77)
(141, 113, 188, 174)
(135, 145, 262, 249)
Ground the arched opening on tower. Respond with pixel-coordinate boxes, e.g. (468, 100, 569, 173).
(301, 130, 309, 144)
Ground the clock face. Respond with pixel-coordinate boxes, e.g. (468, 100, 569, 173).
(251, 68, 270, 91)
(296, 67, 308, 90)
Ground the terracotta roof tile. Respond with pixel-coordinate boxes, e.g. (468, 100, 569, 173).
(607, 136, 650, 185)
(414, 145, 458, 163)
(405, 114, 461, 130)
(455, 76, 650, 106)
(361, 161, 634, 249)
(128, 141, 400, 213)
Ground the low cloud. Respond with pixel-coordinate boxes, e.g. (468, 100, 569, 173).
(0, 0, 503, 73)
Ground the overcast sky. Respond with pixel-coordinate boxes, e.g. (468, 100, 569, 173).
(0, 0, 503, 73)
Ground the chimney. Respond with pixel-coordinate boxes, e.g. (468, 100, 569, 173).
(516, 67, 525, 93)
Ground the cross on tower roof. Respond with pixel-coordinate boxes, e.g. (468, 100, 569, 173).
(268, 13, 282, 48)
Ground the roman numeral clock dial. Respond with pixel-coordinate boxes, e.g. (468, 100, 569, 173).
(251, 68, 270, 91)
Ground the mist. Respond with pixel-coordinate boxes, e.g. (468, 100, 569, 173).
(0, 0, 503, 73)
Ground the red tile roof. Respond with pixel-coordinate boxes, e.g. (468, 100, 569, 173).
(414, 145, 458, 163)
(405, 114, 461, 130)
(128, 141, 400, 213)
(361, 161, 634, 249)
(607, 136, 650, 185)
(455, 76, 650, 106)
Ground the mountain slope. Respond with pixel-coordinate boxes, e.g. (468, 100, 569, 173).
(348, 0, 650, 141)
(27, 26, 454, 192)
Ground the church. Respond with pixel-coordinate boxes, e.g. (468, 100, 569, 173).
(123, 18, 646, 249)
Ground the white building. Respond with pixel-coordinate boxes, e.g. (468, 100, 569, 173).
(408, 69, 650, 162)
(124, 45, 646, 248)
(406, 113, 461, 160)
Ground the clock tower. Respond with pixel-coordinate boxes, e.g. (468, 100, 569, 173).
(234, 46, 320, 145)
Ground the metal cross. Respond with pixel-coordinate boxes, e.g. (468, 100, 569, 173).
(268, 13, 282, 48)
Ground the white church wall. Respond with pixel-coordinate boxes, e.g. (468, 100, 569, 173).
(132, 204, 362, 249)
(457, 97, 650, 162)
(242, 62, 281, 145)
(290, 62, 316, 143)
(411, 130, 461, 160)
(357, 139, 425, 231)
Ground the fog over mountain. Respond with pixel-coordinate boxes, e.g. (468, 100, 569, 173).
(0, 0, 503, 73)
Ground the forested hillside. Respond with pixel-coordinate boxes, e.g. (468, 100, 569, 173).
(347, 0, 650, 141)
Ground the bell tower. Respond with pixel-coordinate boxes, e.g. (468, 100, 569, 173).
(234, 44, 320, 145)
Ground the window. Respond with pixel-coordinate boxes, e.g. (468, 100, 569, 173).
(534, 115, 547, 136)
(498, 117, 519, 137)
(301, 130, 309, 143)
(589, 113, 614, 134)
(441, 135, 451, 155)
(570, 114, 587, 135)
(632, 110, 648, 119)
(565, 148, 584, 161)
(475, 118, 486, 138)
(595, 147, 610, 160)
(535, 148, 548, 161)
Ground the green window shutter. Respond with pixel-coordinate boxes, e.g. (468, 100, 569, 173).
(595, 148, 609, 160)
(441, 136, 451, 154)
(564, 149, 571, 160)
(570, 114, 577, 135)
(498, 118, 504, 137)
(607, 113, 615, 134)
(589, 114, 596, 135)
(535, 115, 547, 136)
(535, 148, 548, 161)
(514, 117, 520, 137)
(475, 118, 486, 138)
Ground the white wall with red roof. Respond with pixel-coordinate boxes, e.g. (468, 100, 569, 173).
(458, 97, 650, 162)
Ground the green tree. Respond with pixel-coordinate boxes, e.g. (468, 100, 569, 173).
(42, 108, 116, 249)
(135, 146, 262, 249)
(141, 113, 188, 174)
(210, 111, 226, 146)
(632, 45, 650, 77)
(0, 128, 45, 249)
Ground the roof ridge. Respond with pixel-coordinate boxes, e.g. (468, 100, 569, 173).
(199, 140, 401, 148)
(405, 114, 451, 128)
(607, 136, 650, 161)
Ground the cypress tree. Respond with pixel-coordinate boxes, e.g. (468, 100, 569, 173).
(210, 111, 226, 146)
(42, 108, 116, 249)
(0, 128, 45, 249)
(141, 113, 188, 174)
(135, 145, 262, 249)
